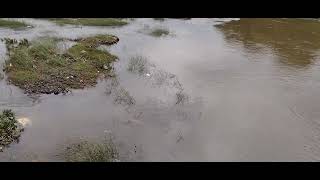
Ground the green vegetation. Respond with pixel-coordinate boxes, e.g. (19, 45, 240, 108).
(149, 28, 170, 37)
(2, 34, 119, 95)
(154, 18, 191, 21)
(46, 18, 128, 27)
(128, 55, 149, 74)
(63, 139, 119, 162)
(170, 18, 191, 20)
(0, 19, 30, 29)
(153, 18, 165, 21)
(0, 109, 23, 151)
(75, 34, 119, 48)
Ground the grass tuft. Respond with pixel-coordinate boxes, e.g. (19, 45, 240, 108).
(149, 28, 170, 37)
(0, 109, 23, 151)
(153, 18, 165, 21)
(46, 18, 128, 27)
(127, 55, 149, 74)
(0, 19, 30, 29)
(63, 139, 119, 162)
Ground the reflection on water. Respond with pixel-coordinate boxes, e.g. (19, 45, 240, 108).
(216, 18, 320, 68)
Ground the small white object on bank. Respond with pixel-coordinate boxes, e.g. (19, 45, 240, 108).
(17, 117, 32, 127)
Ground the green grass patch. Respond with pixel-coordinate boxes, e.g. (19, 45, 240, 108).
(149, 28, 170, 37)
(153, 18, 165, 21)
(63, 139, 119, 162)
(0, 109, 23, 151)
(0, 19, 30, 29)
(2, 34, 119, 95)
(169, 18, 191, 20)
(154, 18, 191, 21)
(76, 34, 120, 48)
(46, 18, 128, 27)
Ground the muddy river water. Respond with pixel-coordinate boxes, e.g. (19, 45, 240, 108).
(1, 18, 320, 161)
